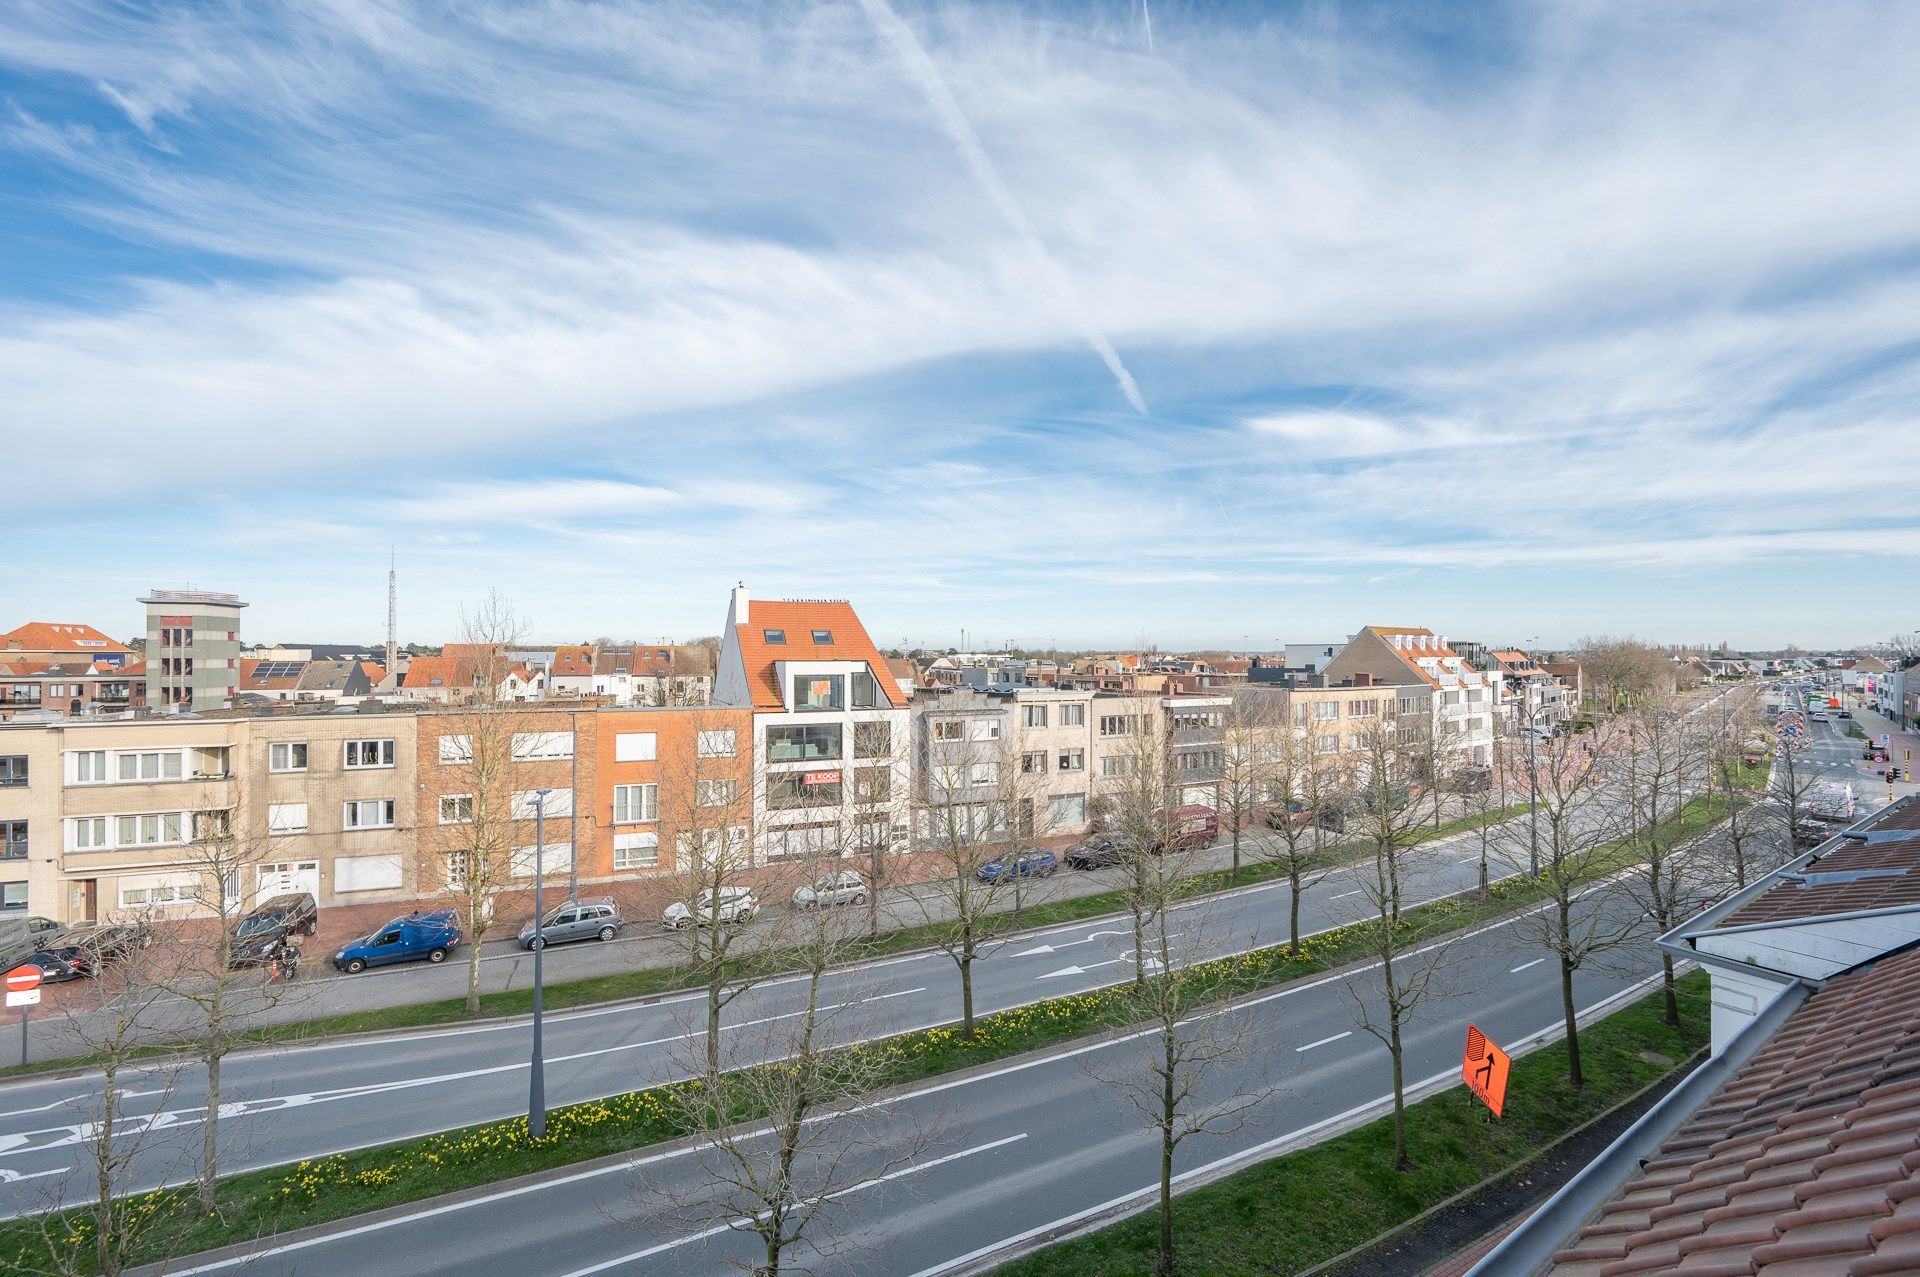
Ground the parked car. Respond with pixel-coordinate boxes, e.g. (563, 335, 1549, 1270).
(1153, 805, 1219, 854)
(1261, 800, 1311, 830)
(663, 887, 759, 930)
(793, 871, 867, 909)
(227, 892, 320, 969)
(20, 949, 88, 984)
(518, 897, 622, 949)
(976, 849, 1059, 883)
(0, 915, 67, 971)
(1064, 833, 1130, 870)
(43, 922, 151, 976)
(1839, 710, 1854, 719)
(333, 909, 462, 974)
(1450, 766, 1492, 794)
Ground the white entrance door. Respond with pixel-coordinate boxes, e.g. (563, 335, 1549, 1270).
(258, 861, 320, 899)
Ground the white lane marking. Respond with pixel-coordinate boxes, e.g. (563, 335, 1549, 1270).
(1294, 1031, 1352, 1053)
(1329, 890, 1363, 900)
(1510, 958, 1547, 973)
(550, 1133, 1031, 1276)
(0, 1095, 89, 1120)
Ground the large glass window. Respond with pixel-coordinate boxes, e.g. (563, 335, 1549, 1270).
(853, 722, 892, 759)
(767, 724, 842, 763)
(1, 819, 26, 858)
(613, 783, 658, 824)
(270, 742, 309, 772)
(852, 670, 879, 708)
(0, 756, 27, 787)
(792, 673, 845, 712)
(769, 771, 843, 810)
(344, 739, 395, 769)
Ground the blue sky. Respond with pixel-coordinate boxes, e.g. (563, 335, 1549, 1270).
(4, 1, 1918, 651)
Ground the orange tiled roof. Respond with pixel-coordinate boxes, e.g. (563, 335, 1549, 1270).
(735, 600, 899, 711)
(550, 646, 594, 678)
(359, 661, 386, 684)
(1, 622, 129, 654)
(402, 655, 465, 690)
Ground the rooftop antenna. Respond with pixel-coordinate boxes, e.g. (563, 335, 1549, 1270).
(386, 550, 398, 684)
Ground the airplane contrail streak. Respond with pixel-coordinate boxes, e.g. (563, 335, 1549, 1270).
(855, 0, 1150, 415)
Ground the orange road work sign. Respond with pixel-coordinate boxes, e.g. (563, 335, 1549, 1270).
(1463, 1023, 1511, 1118)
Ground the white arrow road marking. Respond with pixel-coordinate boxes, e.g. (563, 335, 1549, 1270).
(1510, 958, 1547, 973)
(1012, 928, 1132, 958)
(1037, 965, 1086, 980)
(1008, 944, 1055, 957)
(0, 1167, 62, 1183)
(1294, 1031, 1352, 1053)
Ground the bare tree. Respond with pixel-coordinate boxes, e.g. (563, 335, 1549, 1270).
(649, 857, 937, 1276)
(1259, 723, 1333, 956)
(1616, 699, 1718, 1026)
(1577, 636, 1677, 714)
(1498, 732, 1637, 1088)
(847, 718, 907, 940)
(1098, 715, 1191, 989)
(1084, 898, 1277, 1275)
(1217, 689, 1280, 880)
(429, 590, 533, 1015)
(1339, 717, 1464, 1170)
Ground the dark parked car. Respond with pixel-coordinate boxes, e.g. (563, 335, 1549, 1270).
(21, 949, 88, 983)
(43, 922, 151, 976)
(1261, 800, 1311, 830)
(1450, 766, 1492, 794)
(227, 892, 319, 968)
(1064, 834, 1130, 870)
(976, 849, 1059, 883)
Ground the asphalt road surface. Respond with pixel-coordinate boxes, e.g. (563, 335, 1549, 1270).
(145, 891, 1674, 1277)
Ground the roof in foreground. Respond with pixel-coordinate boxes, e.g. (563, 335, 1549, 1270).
(1712, 831, 1920, 930)
(1544, 943, 1920, 1277)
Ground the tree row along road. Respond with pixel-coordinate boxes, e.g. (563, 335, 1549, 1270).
(0, 815, 1554, 1221)
(147, 888, 1677, 1277)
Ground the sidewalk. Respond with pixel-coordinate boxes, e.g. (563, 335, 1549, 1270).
(1843, 699, 1920, 804)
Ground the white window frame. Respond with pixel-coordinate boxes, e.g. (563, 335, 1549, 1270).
(343, 739, 396, 769)
(511, 789, 573, 820)
(612, 783, 658, 825)
(511, 732, 575, 761)
(343, 798, 397, 830)
(933, 720, 964, 742)
(968, 719, 1001, 742)
(1060, 704, 1086, 727)
(268, 742, 309, 773)
(69, 816, 108, 850)
(439, 794, 475, 825)
(267, 803, 309, 836)
(696, 730, 737, 758)
(613, 831, 661, 870)
(696, 779, 738, 808)
(1057, 747, 1085, 773)
(70, 750, 108, 784)
(438, 734, 473, 764)
(614, 732, 657, 762)
(1023, 705, 1048, 728)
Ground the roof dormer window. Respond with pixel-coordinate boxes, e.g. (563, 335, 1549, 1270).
(812, 630, 833, 645)
(764, 629, 787, 645)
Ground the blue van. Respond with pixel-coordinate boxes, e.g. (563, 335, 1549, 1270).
(332, 909, 462, 974)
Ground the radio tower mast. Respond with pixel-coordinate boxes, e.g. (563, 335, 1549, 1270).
(385, 550, 398, 687)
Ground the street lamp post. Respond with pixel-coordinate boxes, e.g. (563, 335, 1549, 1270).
(529, 786, 553, 1138)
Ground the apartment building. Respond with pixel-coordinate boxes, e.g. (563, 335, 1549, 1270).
(415, 705, 581, 898)
(712, 588, 912, 867)
(910, 685, 1098, 844)
(1322, 626, 1495, 767)
(1484, 649, 1569, 729)
(588, 707, 753, 879)
(1, 622, 132, 667)
(0, 659, 145, 721)
(142, 589, 246, 712)
(1163, 694, 1228, 808)
(1088, 691, 1163, 818)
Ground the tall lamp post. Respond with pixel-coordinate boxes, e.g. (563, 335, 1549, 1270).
(528, 786, 553, 1138)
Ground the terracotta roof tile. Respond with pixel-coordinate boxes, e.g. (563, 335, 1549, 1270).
(733, 600, 899, 712)
(0, 622, 130, 654)
(1546, 946, 1920, 1276)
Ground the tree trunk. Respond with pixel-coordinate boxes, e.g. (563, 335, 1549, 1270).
(96, 1059, 118, 1277)
(707, 980, 724, 1078)
(199, 1046, 223, 1210)
(1288, 870, 1302, 957)
(1389, 1009, 1410, 1173)
(1132, 899, 1148, 990)
(1661, 951, 1681, 1027)
(465, 910, 484, 1015)
(1560, 952, 1584, 1089)
(1158, 1119, 1176, 1276)
(1230, 819, 1242, 881)
(959, 951, 976, 1040)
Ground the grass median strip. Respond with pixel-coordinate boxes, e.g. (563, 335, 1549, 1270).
(0, 806, 1530, 1080)
(992, 973, 1713, 1277)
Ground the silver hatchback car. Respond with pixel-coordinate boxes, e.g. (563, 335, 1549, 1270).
(519, 897, 623, 949)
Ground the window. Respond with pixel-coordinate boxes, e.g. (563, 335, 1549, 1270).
(969, 762, 998, 787)
(116, 813, 185, 846)
(792, 674, 844, 712)
(437, 735, 473, 764)
(119, 879, 190, 908)
(969, 719, 1001, 742)
(70, 816, 107, 850)
(851, 670, 879, 708)
(1346, 698, 1381, 718)
(762, 823, 834, 862)
(853, 722, 892, 759)
(343, 799, 396, 830)
(767, 724, 842, 763)
(614, 732, 657, 762)
(1101, 756, 1136, 778)
(335, 854, 402, 892)
(697, 730, 737, 758)
(1099, 714, 1139, 737)
(510, 843, 569, 878)
(269, 742, 308, 772)
(763, 629, 787, 645)
(1443, 690, 1461, 707)
(811, 629, 834, 645)
(267, 804, 308, 835)
(613, 832, 660, 870)
(1292, 702, 1312, 727)
(512, 732, 574, 761)
(445, 852, 470, 891)
(1315, 734, 1339, 755)
(852, 766, 891, 803)
(1057, 747, 1085, 772)
(344, 739, 395, 769)
(1023, 705, 1049, 728)
(1, 819, 25, 859)
(1314, 701, 1339, 720)
(933, 720, 964, 742)
(1347, 733, 1367, 750)
(438, 795, 474, 825)
(769, 771, 842, 810)
(696, 779, 738, 808)
(0, 756, 25, 787)
(511, 789, 573, 819)
(613, 783, 658, 824)
(1048, 794, 1087, 828)
(1, 882, 24, 910)
(1061, 704, 1086, 727)
(1172, 709, 1223, 730)
(1021, 750, 1048, 775)
(118, 751, 184, 782)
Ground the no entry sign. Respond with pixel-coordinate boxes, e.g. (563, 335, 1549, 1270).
(3, 965, 42, 994)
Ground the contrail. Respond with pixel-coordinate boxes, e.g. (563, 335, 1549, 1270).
(855, 0, 1150, 415)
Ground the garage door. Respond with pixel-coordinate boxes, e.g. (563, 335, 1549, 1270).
(258, 861, 320, 899)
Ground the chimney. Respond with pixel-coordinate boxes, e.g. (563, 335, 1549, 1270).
(730, 582, 749, 626)
(1355, 672, 1373, 687)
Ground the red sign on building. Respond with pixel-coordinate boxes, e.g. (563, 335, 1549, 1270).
(802, 770, 842, 787)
